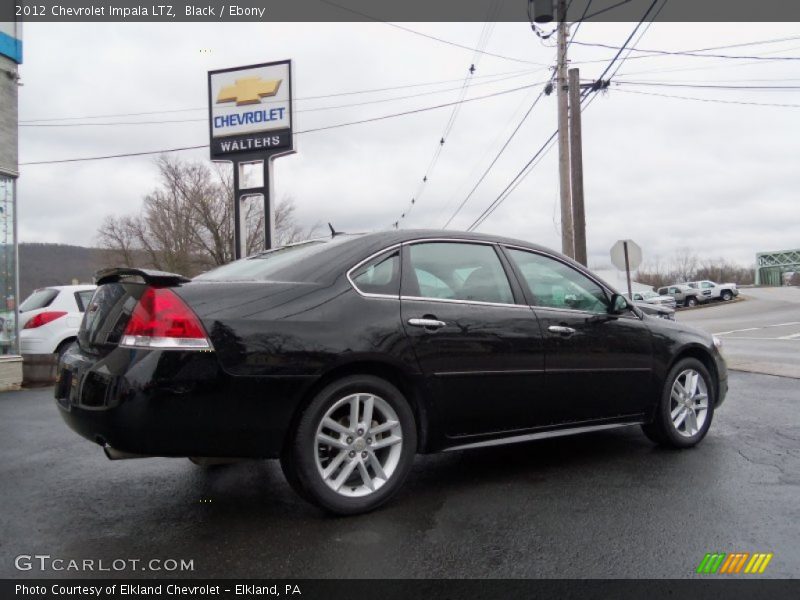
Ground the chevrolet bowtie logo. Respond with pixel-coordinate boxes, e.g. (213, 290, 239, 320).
(217, 77, 282, 106)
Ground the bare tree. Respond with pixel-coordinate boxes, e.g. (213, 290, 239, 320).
(636, 250, 755, 288)
(672, 248, 699, 283)
(97, 156, 316, 276)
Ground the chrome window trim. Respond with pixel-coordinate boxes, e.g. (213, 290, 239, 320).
(502, 243, 644, 321)
(400, 295, 530, 310)
(345, 243, 403, 300)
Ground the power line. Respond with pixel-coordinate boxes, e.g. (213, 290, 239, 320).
(601, 0, 668, 83)
(466, 89, 605, 232)
(20, 81, 543, 166)
(318, 0, 547, 66)
(465, 1, 661, 232)
(443, 89, 547, 229)
(613, 87, 800, 108)
(586, 0, 660, 91)
(567, 0, 595, 50)
(394, 7, 504, 228)
(21, 71, 548, 128)
(612, 80, 800, 90)
(615, 44, 800, 77)
(571, 39, 800, 61)
(19, 67, 543, 124)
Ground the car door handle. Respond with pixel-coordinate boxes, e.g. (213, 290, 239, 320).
(548, 325, 576, 336)
(408, 318, 447, 330)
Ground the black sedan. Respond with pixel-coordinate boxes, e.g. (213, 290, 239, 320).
(56, 230, 727, 514)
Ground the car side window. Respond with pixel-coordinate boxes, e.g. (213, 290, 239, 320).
(351, 250, 400, 296)
(507, 249, 609, 314)
(75, 290, 95, 312)
(702, 281, 713, 288)
(407, 242, 514, 304)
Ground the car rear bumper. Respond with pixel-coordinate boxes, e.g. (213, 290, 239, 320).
(55, 345, 311, 459)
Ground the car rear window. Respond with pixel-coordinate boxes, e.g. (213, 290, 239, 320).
(195, 240, 335, 282)
(20, 289, 59, 313)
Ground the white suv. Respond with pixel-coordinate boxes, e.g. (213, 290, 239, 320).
(19, 285, 97, 356)
(687, 280, 739, 302)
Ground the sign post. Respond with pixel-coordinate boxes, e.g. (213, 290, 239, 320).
(208, 59, 295, 259)
(610, 239, 643, 300)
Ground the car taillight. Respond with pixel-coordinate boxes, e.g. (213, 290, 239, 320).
(23, 311, 68, 329)
(120, 287, 211, 350)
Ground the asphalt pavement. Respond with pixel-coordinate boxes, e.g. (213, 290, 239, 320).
(1, 370, 798, 579)
(677, 287, 800, 379)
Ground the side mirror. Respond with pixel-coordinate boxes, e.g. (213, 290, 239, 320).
(610, 293, 629, 314)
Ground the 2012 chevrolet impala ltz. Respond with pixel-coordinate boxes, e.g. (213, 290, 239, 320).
(56, 230, 727, 514)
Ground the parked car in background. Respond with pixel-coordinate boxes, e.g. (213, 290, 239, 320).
(56, 231, 727, 515)
(625, 290, 677, 309)
(686, 280, 739, 302)
(20, 285, 97, 356)
(657, 284, 707, 308)
(633, 302, 675, 320)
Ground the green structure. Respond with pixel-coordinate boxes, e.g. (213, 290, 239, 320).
(755, 249, 800, 286)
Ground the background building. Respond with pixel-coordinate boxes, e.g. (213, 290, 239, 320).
(0, 19, 22, 389)
(755, 249, 800, 286)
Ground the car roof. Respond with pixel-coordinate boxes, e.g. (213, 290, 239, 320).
(344, 229, 554, 251)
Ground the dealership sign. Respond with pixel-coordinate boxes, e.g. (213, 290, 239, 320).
(208, 60, 293, 159)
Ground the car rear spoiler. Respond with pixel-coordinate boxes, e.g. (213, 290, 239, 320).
(94, 267, 191, 286)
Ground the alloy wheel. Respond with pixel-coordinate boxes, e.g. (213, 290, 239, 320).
(314, 393, 403, 497)
(669, 369, 709, 437)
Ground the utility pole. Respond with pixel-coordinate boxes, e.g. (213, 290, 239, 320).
(556, 0, 573, 259)
(568, 67, 587, 266)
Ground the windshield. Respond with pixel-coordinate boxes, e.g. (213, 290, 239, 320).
(195, 240, 331, 281)
(20, 289, 59, 313)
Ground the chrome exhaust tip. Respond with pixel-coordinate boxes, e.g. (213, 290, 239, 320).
(103, 445, 152, 460)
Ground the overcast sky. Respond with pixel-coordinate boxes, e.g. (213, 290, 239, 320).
(16, 21, 800, 269)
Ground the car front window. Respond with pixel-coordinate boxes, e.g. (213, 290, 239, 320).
(507, 249, 609, 314)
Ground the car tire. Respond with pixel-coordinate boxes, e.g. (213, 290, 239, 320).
(281, 375, 417, 515)
(642, 357, 715, 448)
(56, 338, 77, 360)
(721, 290, 733, 301)
(685, 297, 697, 307)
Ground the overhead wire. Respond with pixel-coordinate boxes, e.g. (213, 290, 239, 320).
(19, 67, 544, 124)
(317, 0, 546, 66)
(613, 87, 800, 108)
(20, 81, 544, 166)
(393, 3, 502, 228)
(442, 88, 548, 228)
(20, 70, 548, 128)
(466, 0, 663, 232)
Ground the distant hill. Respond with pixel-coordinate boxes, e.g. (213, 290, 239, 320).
(18, 243, 115, 300)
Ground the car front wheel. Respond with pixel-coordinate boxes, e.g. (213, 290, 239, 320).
(281, 375, 417, 515)
(642, 358, 715, 448)
(685, 297, 697, 307)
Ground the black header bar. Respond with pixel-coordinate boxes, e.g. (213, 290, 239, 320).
(3, 579, 800, 600)
(6, 0, 800, 23)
